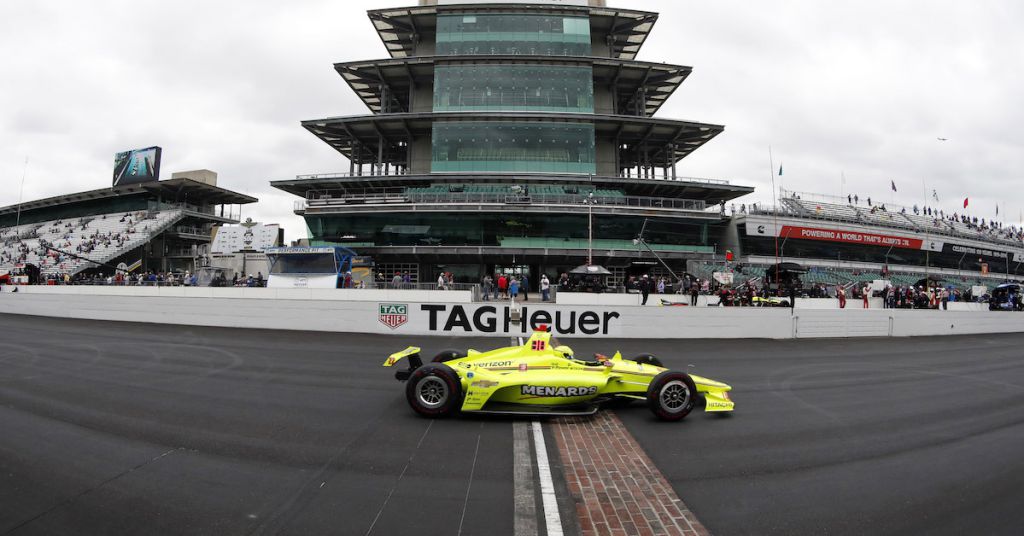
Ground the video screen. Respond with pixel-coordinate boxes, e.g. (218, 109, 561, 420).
(113, 146, 162, 186)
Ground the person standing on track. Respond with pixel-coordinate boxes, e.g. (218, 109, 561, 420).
(540, 274, 551, 301)
(838, 285, 847, 309)
(690, 280, 699, 306)
(862, 284, 870, 308)
(640, 274, 651, 305)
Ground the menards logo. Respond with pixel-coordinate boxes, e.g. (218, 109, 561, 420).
(379, 303, 409, 330)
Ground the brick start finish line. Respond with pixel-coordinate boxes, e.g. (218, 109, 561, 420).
(553, 412, 710, 536)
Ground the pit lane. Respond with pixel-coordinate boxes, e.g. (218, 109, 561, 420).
(0, 314, 1021, 535)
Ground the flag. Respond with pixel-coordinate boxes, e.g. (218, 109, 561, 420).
(932, 189, 939, 202)
(778, 165, 783, 176)
(996, 205, 999, 216)
(963, 198, 969, 209)
(890, 180, 897, 192)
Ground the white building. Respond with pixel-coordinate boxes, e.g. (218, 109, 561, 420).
(211, 219, 282, 253)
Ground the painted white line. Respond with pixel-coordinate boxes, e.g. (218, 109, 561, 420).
(512, 422, 537, 536)
(532, 421, 563, 536)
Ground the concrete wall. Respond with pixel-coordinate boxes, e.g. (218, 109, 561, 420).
(593, 85, 615, 115)
(594, 138, 617, 176)
(1, 285, 1020, 340)
(409, 136, 433, 174)
(410, 84, 434, 113)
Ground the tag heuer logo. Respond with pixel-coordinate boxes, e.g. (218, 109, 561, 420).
(379, 303, 409, 330)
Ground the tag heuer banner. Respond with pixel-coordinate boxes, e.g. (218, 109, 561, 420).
(379, 303, 409, 330)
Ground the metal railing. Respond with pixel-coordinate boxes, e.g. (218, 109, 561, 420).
(291, 171, 731, 185)
(298, 190, 708, 212)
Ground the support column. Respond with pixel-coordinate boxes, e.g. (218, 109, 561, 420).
(349, 141, 355, 175)
(670, 144, 677, 179)
(377, 134, 384, 176)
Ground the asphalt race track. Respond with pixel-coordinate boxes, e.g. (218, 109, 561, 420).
(1, 313, 1022, 535)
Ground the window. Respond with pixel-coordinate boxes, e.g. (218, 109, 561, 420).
(436, 14, 592, 57)
(434, 64, 594, 113)
(431, 122, 596, 174)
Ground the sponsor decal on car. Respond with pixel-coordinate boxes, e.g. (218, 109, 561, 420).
(379, 303, 409, 330)
(476, 360, 514, 368)
(521, 385, 598, 397)
(471, 380, 500, 388)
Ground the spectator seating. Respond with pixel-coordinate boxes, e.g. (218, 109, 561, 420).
(0, 209, 183, 276)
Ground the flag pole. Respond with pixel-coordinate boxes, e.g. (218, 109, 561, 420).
(922, 176, 930, 288)
(768, 146, 780, 290)
(16, 157, 29, 231)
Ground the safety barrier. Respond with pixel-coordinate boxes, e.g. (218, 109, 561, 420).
(0, 285, 1020, 339)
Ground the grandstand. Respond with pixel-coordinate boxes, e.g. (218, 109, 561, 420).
(725, 190, 1024, 292)
(0, 178, 257, 278)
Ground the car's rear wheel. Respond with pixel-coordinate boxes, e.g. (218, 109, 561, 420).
(406, 363, 462, 418)
(632, 354, 665, 368)
(432, 349, 466, 363)
(647, 371, 697, 421)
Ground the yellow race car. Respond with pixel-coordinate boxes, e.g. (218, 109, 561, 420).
(383, 328, 734, 421)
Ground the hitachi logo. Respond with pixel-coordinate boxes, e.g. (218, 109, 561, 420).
(521, 385, 597, 397)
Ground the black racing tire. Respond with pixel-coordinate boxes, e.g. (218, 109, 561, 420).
(431, 349, 466, 363)
(405, 363, 462, 418)
(632, 354, 665, 368)
(646, 370, 697, 422)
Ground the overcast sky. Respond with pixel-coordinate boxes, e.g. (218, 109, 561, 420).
(2, 0, 1022, 241)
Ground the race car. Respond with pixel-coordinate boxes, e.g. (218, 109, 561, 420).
(751, 296, 791, 307)
(383, 328, 734, 421)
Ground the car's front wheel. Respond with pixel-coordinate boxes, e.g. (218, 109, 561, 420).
(646, 371, 697, 421)
(406, 363, 462, 418)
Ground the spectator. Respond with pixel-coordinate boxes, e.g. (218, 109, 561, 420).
(838, 286, 847, 308)
(690, 280, 699, 306)
(437, 273, 446, 290)
(521, 274, 530, 301)
(392, 272, 402, 289)
(640, 274, 651, 305)
(481, 274, 493, 301)
(540, 274, 551, 302)
(509, 277, 519, 300)
(498, 274, 509, 299)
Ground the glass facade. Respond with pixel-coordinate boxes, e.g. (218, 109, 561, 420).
(308, 213, 709, 249)
(436, 14, 591, 57)
(433, 64, 594, 113)
(431, 122, 596, 174)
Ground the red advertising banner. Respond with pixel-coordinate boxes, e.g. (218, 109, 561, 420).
(779, 225, 923, 249)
